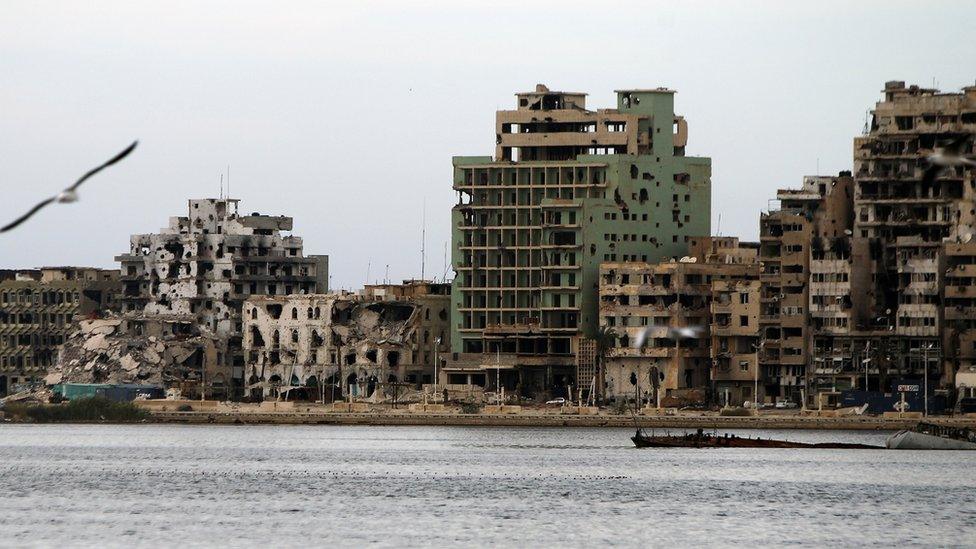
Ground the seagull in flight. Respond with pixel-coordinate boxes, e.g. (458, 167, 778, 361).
(1, 140, 138, 233)
(632, 325, 704, 349)
(922, 135, 975, 187)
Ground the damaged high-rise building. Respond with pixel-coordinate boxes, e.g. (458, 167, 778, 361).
(449, 84, 711, 399)
(242, 281, 449, 401)
(115, 198, 329, 397)
(759, 173, 855, 404)
(761, 81, 976, 410)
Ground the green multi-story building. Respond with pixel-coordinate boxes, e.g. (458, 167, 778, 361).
(447, 84, 711, 398)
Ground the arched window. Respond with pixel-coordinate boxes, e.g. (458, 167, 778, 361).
(291, 308, 298, 320)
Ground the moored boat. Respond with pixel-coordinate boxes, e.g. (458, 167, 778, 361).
(885, 422, 976, 450)
(631, 428, 881, 449)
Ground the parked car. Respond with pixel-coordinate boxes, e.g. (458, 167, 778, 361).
(775, 400, 798, 409)
(545, 397, 566, 405)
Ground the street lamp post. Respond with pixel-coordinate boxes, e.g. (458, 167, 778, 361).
(434, 336, 441, 402)
(921, 343, 936, 417)
(752, 338, 765, 410)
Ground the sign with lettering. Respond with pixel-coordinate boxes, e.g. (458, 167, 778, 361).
(897, 384, 920, 393)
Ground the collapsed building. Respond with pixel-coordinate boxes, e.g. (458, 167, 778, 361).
(46, 314, 219, 398)
(243, 281, 449, 401)
(0, 267, 119, 396)
(448, 84, 712, 400)
(598, 237, 759, 406)
(114, 198, 329, 397)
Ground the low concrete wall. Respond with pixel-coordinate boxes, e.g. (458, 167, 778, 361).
(135, 399, 220, 412)
(482, 405, 522, 414)
(330, 402, 370, 413)
(147, 410, 976, 430)
(407, 404, 453, 413)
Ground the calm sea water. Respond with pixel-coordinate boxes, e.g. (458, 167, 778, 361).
(0, 424, 973, 547)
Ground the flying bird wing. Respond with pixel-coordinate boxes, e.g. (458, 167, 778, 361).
(0, 196, 57, 232)
(66, 140, 139, 191)
(944, 134, 970, 156)
(633, 327, 649, 349)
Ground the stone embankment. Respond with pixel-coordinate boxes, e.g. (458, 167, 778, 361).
(145, 403, 976, 430)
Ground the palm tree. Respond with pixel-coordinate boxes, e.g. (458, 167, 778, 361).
(594, 326, 616, 405)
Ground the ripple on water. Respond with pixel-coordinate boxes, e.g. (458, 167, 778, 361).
(0, 424, 973, 547)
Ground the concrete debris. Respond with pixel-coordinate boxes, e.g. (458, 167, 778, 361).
(243, 282, 450, 401)
(48, 314, 218, 391)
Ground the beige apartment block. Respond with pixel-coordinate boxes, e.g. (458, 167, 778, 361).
(598, 237, 758, 406)
(760, 173, 854, 404)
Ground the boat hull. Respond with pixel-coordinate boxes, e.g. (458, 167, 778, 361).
(631, 432, 880, 449)
(886, 430, 976, 450)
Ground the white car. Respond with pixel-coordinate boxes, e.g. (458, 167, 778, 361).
(545, 397, 566, 405)
(774, 400, 798, 409)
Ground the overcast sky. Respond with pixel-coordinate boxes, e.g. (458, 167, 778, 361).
(1, 1, 974, 289)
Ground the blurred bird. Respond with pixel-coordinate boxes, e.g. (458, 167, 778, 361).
(922, 135, 975, 187)
(632, 325, 704, 349)
(1, 140, 138, 232)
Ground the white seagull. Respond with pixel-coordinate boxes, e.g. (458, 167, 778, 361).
(922, 135, 975, 187)
(1, 140, 138, 232)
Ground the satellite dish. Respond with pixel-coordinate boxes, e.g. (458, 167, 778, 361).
(962, 232, 973, 243)
(844, 229, 853, 236)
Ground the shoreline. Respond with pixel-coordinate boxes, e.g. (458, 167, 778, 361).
(143, 410, 976, 430)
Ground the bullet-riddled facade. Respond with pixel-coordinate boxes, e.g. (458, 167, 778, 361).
(242, 281, 450, 401)
(115, 198, 329, 396)
(450, 84, 710, 398)
(599, 237, 758, 406)
(759, 174, 854, 403)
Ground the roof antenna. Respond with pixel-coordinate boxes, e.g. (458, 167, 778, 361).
(442, 240, 448, 283)
(716, 213, 722, 237)
(421, 198, 427, 281)
(227, 165, 231, 199)
(219, 172, 224, 200)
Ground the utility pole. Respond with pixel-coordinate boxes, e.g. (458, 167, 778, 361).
(923, 344, 929, 417)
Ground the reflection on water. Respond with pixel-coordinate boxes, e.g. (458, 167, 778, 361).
(0, 424, 973, 547)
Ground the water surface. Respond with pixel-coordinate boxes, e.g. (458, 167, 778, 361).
(0, 424, 972, 547)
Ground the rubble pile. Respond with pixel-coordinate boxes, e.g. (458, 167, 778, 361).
(46, 315, 215, 387)
(332, 301, 417, 352)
